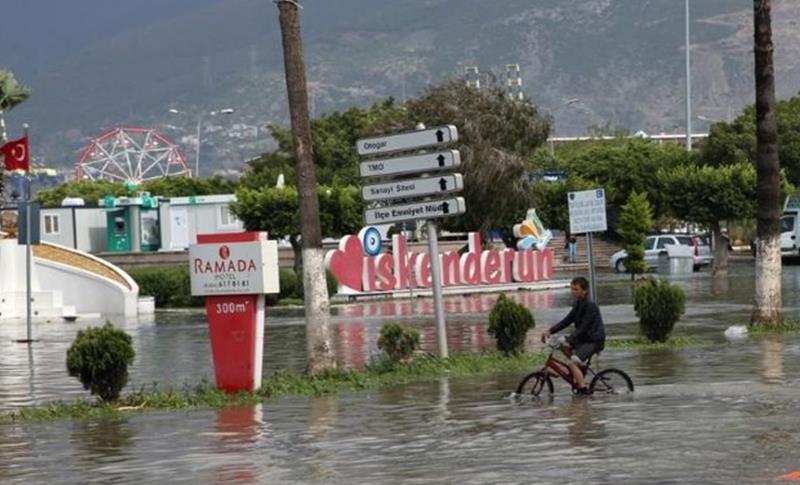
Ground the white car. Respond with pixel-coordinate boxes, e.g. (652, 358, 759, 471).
(609, 234, 711, 273)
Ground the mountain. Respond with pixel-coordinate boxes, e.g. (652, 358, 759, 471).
(2, 0, 800, 176)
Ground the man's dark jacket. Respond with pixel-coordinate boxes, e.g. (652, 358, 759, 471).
(549, 298, 605, 344)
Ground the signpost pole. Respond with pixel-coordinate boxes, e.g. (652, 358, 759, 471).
(426, 220, 448, 358)
(24, 124, 32, 344)
(586, 232, 597, 305)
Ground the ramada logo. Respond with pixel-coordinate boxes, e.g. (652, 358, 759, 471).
(325, 232, 553, 294)
(194, 245, 258, 274)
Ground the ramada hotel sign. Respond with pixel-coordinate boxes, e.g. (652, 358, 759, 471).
(326, 232, 554, 294)
(190, 240, 279, 295)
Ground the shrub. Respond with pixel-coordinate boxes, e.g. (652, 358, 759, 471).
(488, 294, 535, 354)
(127, 265, 201, 307)
(617, 191, 654, 277)
(633, 277, 686, 342)
(377, 323, 421, 362)
(66, 322, 136, 401)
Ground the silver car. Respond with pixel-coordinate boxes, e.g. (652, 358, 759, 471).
(609, 234, 712, 273)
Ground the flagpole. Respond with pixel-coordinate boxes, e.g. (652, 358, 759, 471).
(23, 123, 32, 344)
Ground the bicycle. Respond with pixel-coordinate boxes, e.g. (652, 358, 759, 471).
(515, 336, 634, 396)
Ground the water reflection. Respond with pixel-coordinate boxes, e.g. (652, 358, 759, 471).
(564, 398, 607, 449)
(212, 405, 263, 484)
(306, 396, 339, 482)
(759, 336, 785, 384)
(634, 349, 687, 382)
(72, 417, 134, 472)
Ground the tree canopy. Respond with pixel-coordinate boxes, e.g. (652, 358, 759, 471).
(700, 93, 800, 186)
(407, 81, 550, 238)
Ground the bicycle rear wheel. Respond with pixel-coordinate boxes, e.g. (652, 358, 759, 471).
(589, 369, 634, 395)
(515, 371, 554, 397)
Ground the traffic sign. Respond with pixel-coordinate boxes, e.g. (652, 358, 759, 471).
(359, 150, 461, 178)
(362, 174, 464, 202)
(356, 125, 458, 156)
(364, 197, 466, 225)
(568, 188, 607, 234)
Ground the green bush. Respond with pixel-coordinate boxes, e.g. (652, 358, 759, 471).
(127, 266, 203, 307)
(633, 277, 686, 342)
(377, 323, 421, 362)
(488, 294, 535, 354)
(66, 323, 136, 402)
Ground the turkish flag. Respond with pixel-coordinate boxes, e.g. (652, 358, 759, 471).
(1, 136, 30, 172)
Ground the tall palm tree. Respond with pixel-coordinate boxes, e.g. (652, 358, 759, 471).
(0, 69, 31, 200)
(751, 0, 782, 324)
(0, 69, 32, 142)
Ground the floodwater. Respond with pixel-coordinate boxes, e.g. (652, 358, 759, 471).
(2, 260, 800, 484)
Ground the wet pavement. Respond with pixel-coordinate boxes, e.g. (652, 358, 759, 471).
(2, 260, 800, 483)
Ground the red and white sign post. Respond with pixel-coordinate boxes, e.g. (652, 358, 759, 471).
(189, 232, 279, 393)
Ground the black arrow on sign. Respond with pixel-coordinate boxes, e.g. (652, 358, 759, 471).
(436, 129, 445, 142)
(439, 178, 448, 191)
(441, 202, 450, 214)
(437, 154, 446, 167)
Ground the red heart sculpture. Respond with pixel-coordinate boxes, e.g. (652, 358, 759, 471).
(325, 235, 364, 291)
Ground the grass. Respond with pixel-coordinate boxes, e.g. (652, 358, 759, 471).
(606, 336, 701, 350)
(1, 335, 703, 423)
(746, 321, 800, 335)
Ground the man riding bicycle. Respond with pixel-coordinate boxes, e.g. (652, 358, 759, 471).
(541, 277, 605, 395)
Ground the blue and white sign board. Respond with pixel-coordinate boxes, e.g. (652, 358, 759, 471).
(568, 189, 607, 234)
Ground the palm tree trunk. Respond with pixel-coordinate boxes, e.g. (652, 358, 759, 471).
(276, 0, 336, 372)
(751, 0, 782, 324)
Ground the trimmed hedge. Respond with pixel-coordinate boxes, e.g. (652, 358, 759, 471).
(128, 266, 339, 308)
(377, 323, 421, 362)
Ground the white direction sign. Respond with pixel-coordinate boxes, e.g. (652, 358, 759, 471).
(364, 197, 466, 225)
(357, 125, 458, 156)
(359, 150, 460, 178)
(568, 188, 608, 234)
(362, 174, 464, 202)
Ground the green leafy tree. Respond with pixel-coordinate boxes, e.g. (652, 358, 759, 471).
(488, 294, 536, 354)
(139, 176, 236, 197)
(265, 98, 411, 186)
(700, 93, 800, 186)
(0, 69, 32, 196)
(546, 139, 690, 227)
(407, 81, 550, 241)
(530, 175, 597, 232)
(230, 185, 363, 274)
(657, 163, 762, 278)
(36, 180, 128, 207)
(617, 191, 654, 277)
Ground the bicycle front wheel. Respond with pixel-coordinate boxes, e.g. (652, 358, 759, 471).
(515, 371, 554, 397)
(589, 369, 634, 395)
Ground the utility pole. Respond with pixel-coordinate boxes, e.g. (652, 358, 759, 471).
(684, 0, 693, 152)
(276, 0, 336, 373)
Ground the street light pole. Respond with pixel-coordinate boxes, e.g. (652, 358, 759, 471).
(685, 0, 692, 151)
(169, 108, 234, 178)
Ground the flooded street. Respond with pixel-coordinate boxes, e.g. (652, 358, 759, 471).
(2, 260, 800, 483)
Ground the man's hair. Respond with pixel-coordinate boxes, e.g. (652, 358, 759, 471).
(571, 277, 589, 291)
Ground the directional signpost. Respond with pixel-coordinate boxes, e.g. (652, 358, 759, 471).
(357, 124, 465, 358)
(362, 174, 464, 203)
(568, 188, 608, 303)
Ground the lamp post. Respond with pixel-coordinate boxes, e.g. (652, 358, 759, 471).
(168, 108, 234, 177)
(685, 0, 692, 151)
(547, 98, 582, 156)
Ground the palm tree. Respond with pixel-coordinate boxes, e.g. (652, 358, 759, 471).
(751, 0, 782, 324)
(0, 69, 32, 142)
(0, 69, 31, 199)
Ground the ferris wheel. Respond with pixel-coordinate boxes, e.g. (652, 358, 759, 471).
(74, 127, 191, 184)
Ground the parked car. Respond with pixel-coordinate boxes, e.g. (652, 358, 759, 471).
(609, 234, 712, 273)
